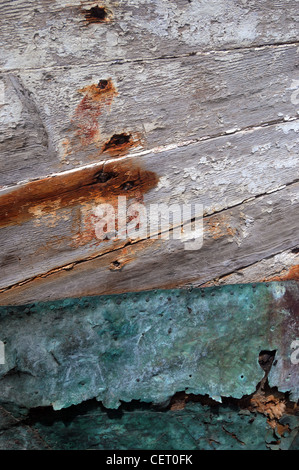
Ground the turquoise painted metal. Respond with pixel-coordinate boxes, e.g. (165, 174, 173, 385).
(0, 281, 298, 412)
(0, 400, 297, 450)
(20, 402, 297, 450)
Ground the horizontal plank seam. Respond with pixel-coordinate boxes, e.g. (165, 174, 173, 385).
(1, 179, 298, 294)
(197, 247, 299, 287)
(1, 115, 298, 194)
(1, 41, 298, 75)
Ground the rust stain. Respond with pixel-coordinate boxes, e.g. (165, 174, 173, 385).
(276, 422, 291, 437)
(71, 78, 118, 148)
(265, 264, 299, 282)
(62, 78, 143, 163)
(0, 161, 159, 229)
(71, 194, 146, 248)
(106, 241, 158, 272)
(206, 214, 237, 240)
(250, 391, 286, 428)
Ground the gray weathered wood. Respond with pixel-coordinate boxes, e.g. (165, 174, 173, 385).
(1, 1, 299, 302)
(201, 248, 299, 286)
(1, 0, 298, 71)
(0, 120, 298, 290)
(1, 44, 298, 187)
(0, 182, 298, 305)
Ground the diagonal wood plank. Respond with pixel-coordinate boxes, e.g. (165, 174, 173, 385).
(200, 248, 299, 287)
(0, 120, 298, 290)
(0, 182, 298, 305)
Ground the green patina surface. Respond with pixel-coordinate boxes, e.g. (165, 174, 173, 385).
(31, 403, 294, 451)
(0, 400, 298, 450)
(0, 281, 298, 412)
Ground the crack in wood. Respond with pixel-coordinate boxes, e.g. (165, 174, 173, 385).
(1, 179, 298, 296)
(1, 40, 299, 75)
(1, 115, 298, 195)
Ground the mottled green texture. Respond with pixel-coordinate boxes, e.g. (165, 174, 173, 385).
(1, 401, 297, 451)
(0, 281, 298, 410)
(0, 425, 48, 450)
(32, 402, 274, 450)
(0, 400, 297, 450)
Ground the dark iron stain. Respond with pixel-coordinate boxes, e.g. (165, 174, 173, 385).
(84, 6, 109, 23)
(0, 161, 159, 229)
(102, 133, 141, 157)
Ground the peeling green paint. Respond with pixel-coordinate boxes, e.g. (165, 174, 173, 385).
(0, 281, 297, 411)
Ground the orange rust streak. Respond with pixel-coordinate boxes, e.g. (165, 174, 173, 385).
(70, 79, 118, 148)
(206, 214, 236, 240)
(78, 80, 117, 103)
(266, 264, 299, 282)
(0, 161, 159, 229)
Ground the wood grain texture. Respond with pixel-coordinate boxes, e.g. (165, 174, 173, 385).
(0, 120, 298, 290)
(0, 74, 56, 188)
(0, 0, 298, 71)
(0, 1, 299, 301)
(0, 182, 298, 305)
(1, 44, 298, 187)
(201, 248, 299, 286)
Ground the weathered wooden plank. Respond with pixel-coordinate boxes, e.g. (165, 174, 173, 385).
(1, 45, 298, 187)
(0, 74, 56, 189)
(0, 0, 298, 71)
(201, 248, 299, 287)
(0, 121, 298, 290)
(0, 182, 298, 305)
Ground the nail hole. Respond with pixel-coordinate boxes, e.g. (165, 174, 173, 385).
(97, 79, 109, 90)
(85, 6, 108, 23)
(103, 133, 132, 152)
(109, 260, 122, 271)
(94, 170, 116, 183)
(120, 181, 134, 191)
